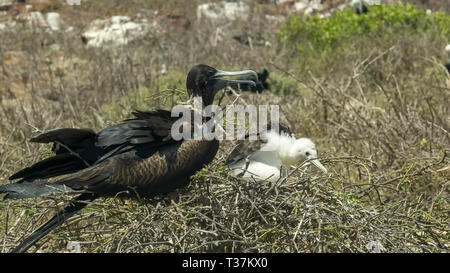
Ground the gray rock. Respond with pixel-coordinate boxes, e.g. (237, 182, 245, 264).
(81, 16, 154, 48)
(197, 1, 249, 21)
(46, 12, 62, 31)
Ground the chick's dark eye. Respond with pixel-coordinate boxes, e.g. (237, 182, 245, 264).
(305, 152, 310, 156)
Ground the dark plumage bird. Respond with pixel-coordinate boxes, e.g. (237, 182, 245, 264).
(233, 33, 266, 47)
(0, 64, 257, 253)
(238, 68, 270, 93)
(352, 0, 369, 15)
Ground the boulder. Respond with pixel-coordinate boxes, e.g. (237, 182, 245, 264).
(27, 11, 47, 28)
(46, 12, 61, 31)
(81, 16, 152, 48)
(197, 1, 249, 21)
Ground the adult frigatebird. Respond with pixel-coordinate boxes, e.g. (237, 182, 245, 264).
(1, 64, 257, 253)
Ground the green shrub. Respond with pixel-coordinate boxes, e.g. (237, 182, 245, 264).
(280, 4, 450, 55)
(268, 73, 307, 96)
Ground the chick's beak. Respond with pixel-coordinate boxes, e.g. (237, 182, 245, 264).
(311, 159, 327, 173)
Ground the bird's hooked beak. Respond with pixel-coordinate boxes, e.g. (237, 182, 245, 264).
(310, 159, 328, 174)
(211, 69, 257, 90)
(213, 69, 258, 80)
(295, 158, 327, 174)
(200, 69, 257, 106)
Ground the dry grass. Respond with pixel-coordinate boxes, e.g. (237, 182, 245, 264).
(0, 0, 449, 252)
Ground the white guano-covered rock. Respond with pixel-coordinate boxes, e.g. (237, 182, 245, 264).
(197, 1, 249, 21)
(445, 44, 450, 53)
(46, 12, 62, 31)
(81, 16, 152, 48)
(27, 11, 48, 28)
(24, 11, 64, 32)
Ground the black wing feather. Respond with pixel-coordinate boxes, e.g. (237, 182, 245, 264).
(30, 128, 96, 144)
(8, 109, 178, 184)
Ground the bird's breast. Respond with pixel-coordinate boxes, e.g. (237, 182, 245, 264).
(110, 140, 219, 190)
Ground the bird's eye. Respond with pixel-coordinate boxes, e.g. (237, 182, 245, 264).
(305, 152, 310, 156)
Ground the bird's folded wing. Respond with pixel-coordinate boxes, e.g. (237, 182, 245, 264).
(9, 110, 183, 182)
(226, 138, 265, 165)
(96, 110, 180, 147)
(225, 122, 293, 165)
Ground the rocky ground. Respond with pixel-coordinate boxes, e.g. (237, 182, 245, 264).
(0, 0, 448, 110)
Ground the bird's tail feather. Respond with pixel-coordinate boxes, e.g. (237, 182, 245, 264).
(9, 193, 95, 253)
